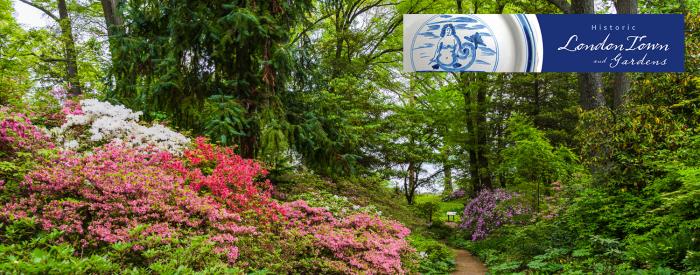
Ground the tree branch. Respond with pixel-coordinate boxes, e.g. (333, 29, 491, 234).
(18, 0, 60, 22)
(366, 47, 401, 63)
(291, 13, 332, 45)
(20, 52, 67, 63)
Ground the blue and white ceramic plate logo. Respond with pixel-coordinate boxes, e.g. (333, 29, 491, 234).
(404, 14, 543, 72)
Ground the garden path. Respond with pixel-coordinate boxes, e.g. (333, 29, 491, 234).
(451, 248, 487, 275)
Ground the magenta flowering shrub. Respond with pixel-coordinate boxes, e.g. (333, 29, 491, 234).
(2, 143, 255, 264)
(0, 107, 418, 273)
(171, 137, 279, 217)
(459, 188, 529, 241)
(0, 108, 55, 195)
(282, 200, 416, 274)
(61, 99, 83, 116)
(0, 108, 54, 153)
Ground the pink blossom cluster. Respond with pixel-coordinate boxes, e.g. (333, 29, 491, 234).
(2, 143, 254, 263)
(0, 109, 54, 152)
(170, 137, 280, 216)
(459, 188, 529, 241)
(61, 99, 83, 116)
(35, 99, 82, 128)
(282, 200, 414, 274)
(1, 109, 417, 272)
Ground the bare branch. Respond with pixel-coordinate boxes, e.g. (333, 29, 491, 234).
(18, 0, 60, 22)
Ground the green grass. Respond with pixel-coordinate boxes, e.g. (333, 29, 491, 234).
(415, 194, 465, 223)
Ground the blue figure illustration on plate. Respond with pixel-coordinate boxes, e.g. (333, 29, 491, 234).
(411, 15, 499, 72)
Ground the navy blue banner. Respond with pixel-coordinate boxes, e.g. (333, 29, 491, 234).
(538, 14, 684, 72)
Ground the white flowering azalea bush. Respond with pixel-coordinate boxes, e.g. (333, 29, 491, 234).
(53, 99, 190, 154)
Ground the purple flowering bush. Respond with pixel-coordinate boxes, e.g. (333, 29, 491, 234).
(443, 189, 466, 201)
(459, 188, 529, 241)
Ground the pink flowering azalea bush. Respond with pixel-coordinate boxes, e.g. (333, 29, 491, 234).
(0, 108, 56, 201)
(170, 140, 418, 273)
(0, 108, 54, 154)
(170, 137, 279, 216)
(2, 143, 254, 264)
(281, 200, 417, 274)
(460, 188, 530, 241)
(0, 107, 418, 273)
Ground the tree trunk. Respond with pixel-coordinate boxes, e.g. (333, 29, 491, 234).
(456, 0, 491, 195)
(496, 0, 506, 13)
(462, 73, 492, 196)
(612, 0, 637, 109)
(475, 76, 491, 191)
(571, 0, 595, 13)
(100, 0, 123, 37)
(463, 90, 478, 196)
(577, 72, 605, 109)
(101, 0, 124, 89)
(405, 161, 416, 205)
(613, 73, 631, 108)
(614, 0, 638, 14)
(57, 0, 81, 97)
(534, 73, 541, 116)
(443, 163, 453, 195)
(569, 0, 605, 110)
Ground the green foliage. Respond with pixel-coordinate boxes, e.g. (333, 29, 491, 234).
(499, 114, 580, 185)
(415, 194, 465, 223)
(408, 234, 456, 274)
(137, 236, 244, 274)
(203, 95, 247, 146)
(526, 248, 568, 273)
(110, 0, 312, 161)
(415, 201, 440, 224)
(0, 0, 31, 108)
(0, 219, 120, 273)
(0, 219, 250, 274)
(498, 114, 582, 212)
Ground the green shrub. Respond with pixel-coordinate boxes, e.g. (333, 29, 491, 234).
(415, 194, 465, 223)
(415, 201, 439, 224)
(425, 220, 455, 240)
(0, 219, 252, 274)
(0, 219, 120, 273)
(409, 235, 455, 274)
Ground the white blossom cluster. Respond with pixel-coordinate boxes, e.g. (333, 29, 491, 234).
(55, 99, 190, 154)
